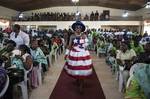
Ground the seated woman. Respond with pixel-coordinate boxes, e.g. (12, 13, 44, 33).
(97, 37, 107, 57)
(131, 38, 144, 55)
(125, 64, 150, 99)
(38, 39, 49, 56)
(18, 44, 33, 70)
(30, 39, 48, 72)
(105, 40, 118, 72)
(116, 41, 137, 91)
(0, 40, 17, 68)
(105, 44, 115, 65)
(51, 41, 58, 54)
(52, 35, 62, 54)
(52, 35, 62, 47)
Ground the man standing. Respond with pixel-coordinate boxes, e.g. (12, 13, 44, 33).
(10, 24, 30, 48)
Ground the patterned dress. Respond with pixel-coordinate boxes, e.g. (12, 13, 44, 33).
(64, 34, 93, 78)
(0, 67, 7, 93)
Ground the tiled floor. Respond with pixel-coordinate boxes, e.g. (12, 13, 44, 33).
(91, 53, 123, 99)
(29, 53, 123, 99)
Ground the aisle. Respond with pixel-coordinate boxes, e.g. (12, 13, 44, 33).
(30, 53, 123, 99)
(29, 55, 64, 99)
(49, 68, 105, 99)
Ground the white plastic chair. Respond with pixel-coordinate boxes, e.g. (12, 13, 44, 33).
(46, 53, 51, 67)
(55, 48, 59, 61)
(50, 47, 58, 65)
(118, 66, 125, 92)
(16, 65, 33, 99)
(0, 75, 9, 98)
(48, 51, 53, 67)
(37, 63, 42, 86)
(119, 66, 124, 92)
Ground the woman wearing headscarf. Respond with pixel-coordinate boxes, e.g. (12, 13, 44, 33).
(125, 64, 150, 99)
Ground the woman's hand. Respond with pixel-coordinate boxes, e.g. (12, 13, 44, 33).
(65, 55, 69, 60)
(117, 59, 124, 66)
(64, 55, 69, 61)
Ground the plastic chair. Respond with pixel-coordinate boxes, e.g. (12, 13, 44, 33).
(49, 51, 53, 67)
(118, 66, 125, 92)
(50, 46, 58, 65)
(46, 54, 51, 67)
(16, 65, 33, 99)
(97, 47, 107, 57)
(55, 48, 59, 61)
(37, 63, 42, 86)
(0, 75, 9, 98)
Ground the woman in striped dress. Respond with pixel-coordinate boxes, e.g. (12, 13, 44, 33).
(64, 21, 93, 93)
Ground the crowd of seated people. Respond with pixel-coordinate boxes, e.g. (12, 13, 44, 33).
(88, 28, 150, 99)
(0, 25, 67, 99)
(12, 10, 110, 21)
(0, 25, 149, 99)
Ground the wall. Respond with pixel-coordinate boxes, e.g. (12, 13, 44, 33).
(23, 6, 137, 17)
(135, 8, 150, 34)
(0, 6, 18, 19)
(135, 8, 150, 19)
(143, 20, 150, 35)
(14, 21, 141, 30)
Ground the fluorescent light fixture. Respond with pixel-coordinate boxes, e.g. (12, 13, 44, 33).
(72, 0, 79, 3)
(76, 11, 80, 16)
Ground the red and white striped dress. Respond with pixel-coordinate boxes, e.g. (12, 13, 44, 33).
(64, 35, 93, 78)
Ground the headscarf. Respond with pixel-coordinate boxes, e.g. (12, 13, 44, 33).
(134, 64, 150, 99)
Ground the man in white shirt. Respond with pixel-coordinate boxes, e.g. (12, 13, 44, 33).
(10, 24, 30, 48)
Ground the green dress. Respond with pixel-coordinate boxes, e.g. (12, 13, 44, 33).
(125, 64, 150, 99)
(131, 43, 144, 55)
(125, 76, 146, 99)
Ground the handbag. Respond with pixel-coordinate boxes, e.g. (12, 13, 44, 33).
(7, 68, 24, 85)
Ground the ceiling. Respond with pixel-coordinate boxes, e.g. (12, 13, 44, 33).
(0, 0, 147, 11)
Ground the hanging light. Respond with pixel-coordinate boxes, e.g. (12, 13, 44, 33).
(122, 11, 129, 17)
